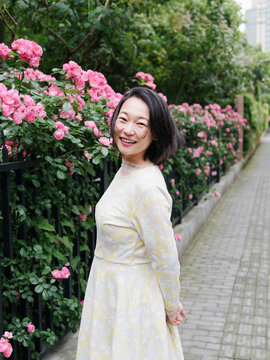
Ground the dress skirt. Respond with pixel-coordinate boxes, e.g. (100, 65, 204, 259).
(76, 256, 184, 360)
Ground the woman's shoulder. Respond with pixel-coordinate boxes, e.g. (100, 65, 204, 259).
(133, 166, 170, 197)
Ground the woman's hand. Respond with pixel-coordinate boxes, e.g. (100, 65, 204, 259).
(166, 303, 186, 326)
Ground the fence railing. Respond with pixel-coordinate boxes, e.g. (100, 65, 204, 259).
(0, 127, 225, 359)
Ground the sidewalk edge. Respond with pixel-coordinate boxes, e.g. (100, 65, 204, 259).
(174, 138, 261, 260)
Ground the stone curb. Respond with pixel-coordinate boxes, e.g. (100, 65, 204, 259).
(174, 139, 260, 260)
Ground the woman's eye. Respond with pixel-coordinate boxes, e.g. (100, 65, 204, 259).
(138, 122, 146, 127)
(118, 117, 127, 122)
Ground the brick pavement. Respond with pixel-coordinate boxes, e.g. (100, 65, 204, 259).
(178, 133, 270, 360)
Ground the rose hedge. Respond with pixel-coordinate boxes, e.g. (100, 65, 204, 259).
(0, 39, 248, 358)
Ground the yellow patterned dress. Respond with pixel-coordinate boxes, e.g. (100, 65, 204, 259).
(76, 160, 184, 360)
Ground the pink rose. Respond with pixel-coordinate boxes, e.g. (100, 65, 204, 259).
(174, 234, 182, 242)
(3, 332, 12, 339)
(84, 120, 96, 128)
(0, 43, 12, 60)
(51, 266, 70, 279)
(196, 169, 201, 176)
(211, 140, 218, 147)
(99, 137, 110, 146)
(158, 92, 167, 103)
(0, 337, 13, 358)
(51, 269, 62, 279)
(175, 190, 180, 196)
(27, 322, 35, 333)
(93, 126, 99, 137)
(84, 152, 92, 162)
(197, 131, 206, 138)
(23, 95, 35, 106)
(54, 121, 65, 129)
(54, 129, 65, 140)
(79, 212, 87, 221)
(215, 191, 221, 198)
(60, 266, 70, 279)
(189, 194, 193, 200)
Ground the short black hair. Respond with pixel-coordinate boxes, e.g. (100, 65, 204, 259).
(110, 87, 185, 165)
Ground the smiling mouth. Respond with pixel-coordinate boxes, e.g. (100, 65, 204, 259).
(120, 137, 136, 144)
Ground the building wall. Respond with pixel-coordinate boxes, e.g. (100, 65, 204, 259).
(245, 0, 270, 52)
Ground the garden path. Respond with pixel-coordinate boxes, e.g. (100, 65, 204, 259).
(44, 132, 270, 360)
(179, 132, 270, 360)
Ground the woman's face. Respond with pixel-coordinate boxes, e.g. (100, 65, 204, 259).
(113, 97, 154, 164)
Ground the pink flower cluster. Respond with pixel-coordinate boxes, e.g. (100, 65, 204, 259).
(135, 72, 156, 90)
(63, 61, 85, 90)
(0, 332, 13, 358)
(0, 43, 12, 61)
(11, 39, 42, 67)
(65, 158, 75, 175)
(51, 266, 70, 279)
(54, 121, 69, 140)
(0, 84, 46, 124)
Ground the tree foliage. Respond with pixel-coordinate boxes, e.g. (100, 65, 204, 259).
(0, 0, 268, 105)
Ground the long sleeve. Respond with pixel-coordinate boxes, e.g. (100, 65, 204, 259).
(132, 184, 181, 312)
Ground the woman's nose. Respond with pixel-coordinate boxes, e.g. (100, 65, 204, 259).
(123, 123, 135, 135)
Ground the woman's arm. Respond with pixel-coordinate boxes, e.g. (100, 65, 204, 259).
(132, 184, 185, 323)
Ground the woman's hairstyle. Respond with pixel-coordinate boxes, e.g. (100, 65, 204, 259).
(110, 87, 185, 165)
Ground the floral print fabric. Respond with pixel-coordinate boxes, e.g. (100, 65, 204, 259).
(76, 165, 184, 360)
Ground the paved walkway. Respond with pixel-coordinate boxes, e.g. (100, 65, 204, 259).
(178, 133, 270, 360)
(45, 133, 270, 360)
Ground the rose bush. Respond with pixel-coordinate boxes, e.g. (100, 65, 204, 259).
(0, 38, 248, 358)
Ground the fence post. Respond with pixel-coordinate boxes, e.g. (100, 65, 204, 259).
(0, 260, 2, 336)
(236, 95, 244, 159)
(1, 131, 14, 259)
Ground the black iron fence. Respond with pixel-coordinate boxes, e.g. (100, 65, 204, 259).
(0, 127, 225, 359)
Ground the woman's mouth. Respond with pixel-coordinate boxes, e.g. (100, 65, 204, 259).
(120, 137, 136, 146)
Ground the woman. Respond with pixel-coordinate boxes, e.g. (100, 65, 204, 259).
(76, 87, 186, 360)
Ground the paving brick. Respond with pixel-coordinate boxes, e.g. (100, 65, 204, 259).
(178, 134, 270, 360)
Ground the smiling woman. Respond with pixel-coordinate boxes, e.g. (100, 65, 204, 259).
(113, 97, 153, 164)
(76, 87, 186, 360)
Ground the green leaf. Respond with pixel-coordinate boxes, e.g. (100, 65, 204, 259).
(35, 284, 44, 293)
(32, 179, 40, 187)
(62, 102, 72, 111)
(20, 248, 27, 257)
(30, 277, 39, 285)
(37, 219, 55, 232)
(33, 244, 42, 253)
(41, 266, 51, 275)
(71, 205, 80, 215)
(53, 250, 67, 262)
(56, 170, 67, 180)
(101, 147, 108, 157)
(61, 219, 75, 232)
(92, 157, 100, 165)
(59, 236, 73, 252)
(71, 256, 80, 271)
(80, 244, 90, 252)
(45, 155, 53, 164)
